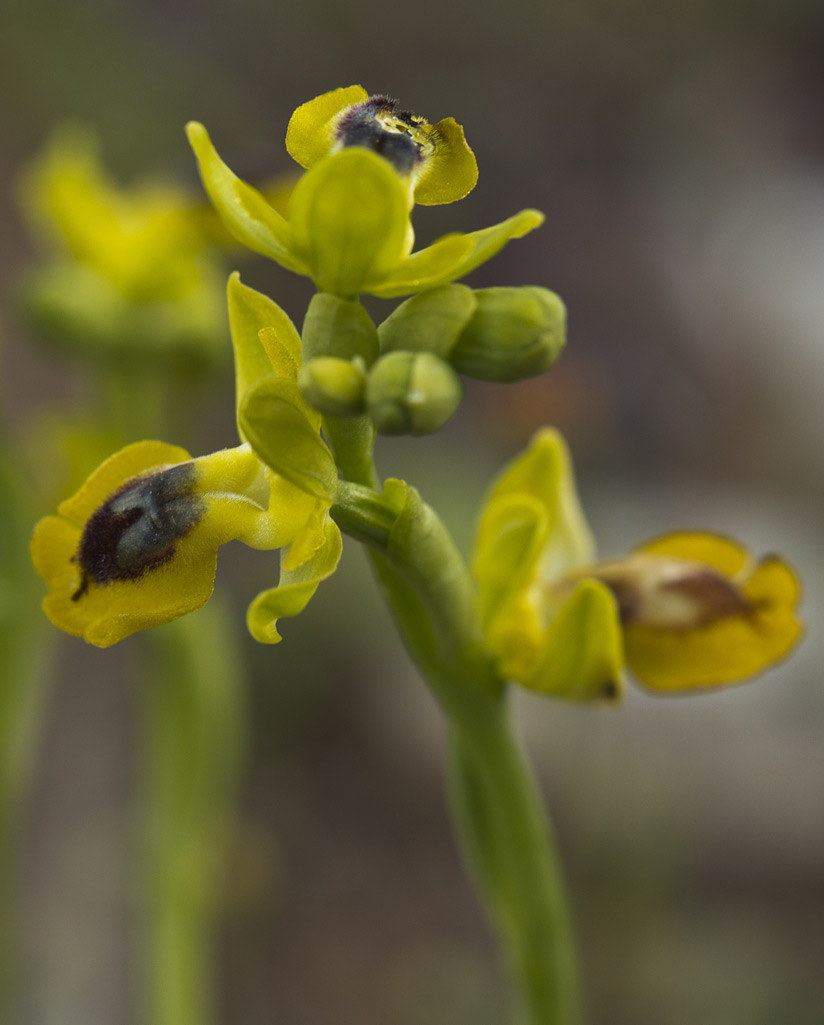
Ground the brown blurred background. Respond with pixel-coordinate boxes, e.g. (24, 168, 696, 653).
(2, 0, 823, 1022)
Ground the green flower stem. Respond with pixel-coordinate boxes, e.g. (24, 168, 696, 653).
(138, 598, 245, 1025)
(446, 705, 582, 1025)
(328, 428, 582, 1025)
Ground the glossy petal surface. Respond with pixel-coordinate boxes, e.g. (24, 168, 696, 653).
(414, 117, 478, 205)
(286, 85, 369, 169)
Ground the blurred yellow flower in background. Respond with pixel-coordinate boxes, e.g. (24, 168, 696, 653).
(19, 127, 226, 370)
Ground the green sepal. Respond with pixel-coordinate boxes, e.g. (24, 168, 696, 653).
(450, 287, 566, 382)
(288, 149, 409, 296)
(227, 272, 302, 433)
(186, 122, 306, 273)
(367, 233, 476, 298)
(301, 292, 379, 364)
(247, 511, 343, 643)
(454, 209, 545, 280)
(366, 351, 464, 435)
(378, 284, 477, 358)
(240, 377, 338, 501)
(371, 209, 544, 299)
(525, 579, 626, 702)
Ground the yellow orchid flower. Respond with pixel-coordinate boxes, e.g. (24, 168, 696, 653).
(19, 126, 225, 368)
(31, 274, 342, 647)
(186, 87, 543, 299)
(285, 85, 478, 207)
(473, 429, 803, 700)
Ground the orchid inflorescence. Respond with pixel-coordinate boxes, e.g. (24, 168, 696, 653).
(32, 85, 803, 702)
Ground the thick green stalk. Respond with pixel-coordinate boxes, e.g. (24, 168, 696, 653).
(446, 702, 582, 1025)
(138, 598, 245, 1025)
(327, 420, 582, 1025)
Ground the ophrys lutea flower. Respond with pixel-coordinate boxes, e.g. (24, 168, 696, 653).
(285, 84, 478, 207)
(473, 430, 803, 699)
(186, 86, 542, 299)
(19, 126, 226, 370)
(31, 275, 342, 647)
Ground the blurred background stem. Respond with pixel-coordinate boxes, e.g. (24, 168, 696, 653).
(139, 597, 245, 1025)
(0, 444, 54, 1024)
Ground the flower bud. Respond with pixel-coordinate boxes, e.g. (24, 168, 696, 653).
(301, 292, 380, 364)
(377, 283, 477, 358)
(366, 351, 464, 435)
(298, 356, 367, 417)
(449, 286, 565, 382)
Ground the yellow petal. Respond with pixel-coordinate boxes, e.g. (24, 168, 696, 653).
(186, 122, 306, 273)
(473, 492, 549, 643)
(32, 507, 220, 647)
(285, 85, 369, 169)
(624, 553, 803, 691)
(57, 440, 192, 525)
(635, 530, 750, 577)
(247, 511, 342, 643)
(479, 428, 595, 579)
(414, 117, 479, 206)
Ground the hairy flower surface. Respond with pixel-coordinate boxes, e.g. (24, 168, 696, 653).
(286, 85, 479, 206)
(473, 430, 803, 699)
(187, 97, 542, 298)
(31, 274, 342, 647)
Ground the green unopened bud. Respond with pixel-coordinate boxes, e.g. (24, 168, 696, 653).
(450, 286, 565, 382)
(366, 351, 464, 435)
(299, 356, 367, 417)
(301, 292, 379, 365)
(378, 283, 477, 358)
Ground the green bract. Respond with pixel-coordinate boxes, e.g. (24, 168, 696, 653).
(186, 122, 544, 299)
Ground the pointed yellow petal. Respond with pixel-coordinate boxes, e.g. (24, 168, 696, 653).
(186, 121, 306, 273)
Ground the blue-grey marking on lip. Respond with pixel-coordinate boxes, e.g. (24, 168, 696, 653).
(72, 462, 205, 600)
(337, 96, 427, 176)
